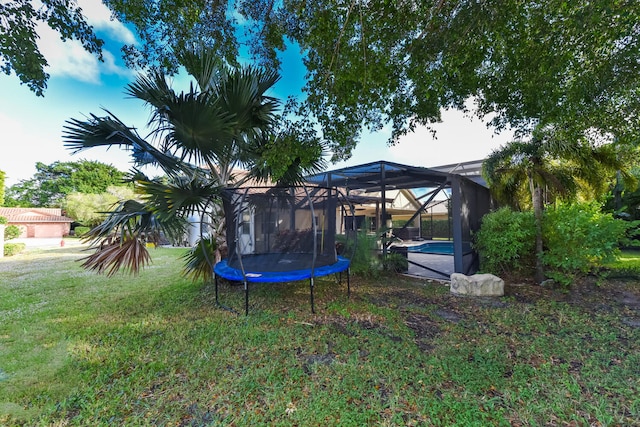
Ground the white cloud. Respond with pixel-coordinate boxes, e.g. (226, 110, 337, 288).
(389, 109, 514, 167)
(330, 107, 516, 170)
(102, 50, 136, 79)
(79, 0, 137, 45)
(35, 1, 136, 84)
(38, 26, 102, 83)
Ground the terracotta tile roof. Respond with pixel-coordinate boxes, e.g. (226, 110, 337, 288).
(0, 207, 73, 223)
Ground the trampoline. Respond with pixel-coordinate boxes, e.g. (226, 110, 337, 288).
(213, 185, 355, 314)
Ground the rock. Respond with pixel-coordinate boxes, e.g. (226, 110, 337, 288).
(450, 273, 505, 297)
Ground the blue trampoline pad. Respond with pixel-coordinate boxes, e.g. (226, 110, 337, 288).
(214, 256, 351, 283)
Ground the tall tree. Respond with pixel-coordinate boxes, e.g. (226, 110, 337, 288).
(10, 2, 639, 162)
(66, 185, 136, 227)
(63, 47, 326, 277)
(259, 0, 640, 159)
(482, 127, 633, 283)
(4, 160, 126, 207)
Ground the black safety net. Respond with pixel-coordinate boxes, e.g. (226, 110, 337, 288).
(220, 186, 355, 277)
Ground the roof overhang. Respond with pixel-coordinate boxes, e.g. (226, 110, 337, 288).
(306, 160, 453, 192)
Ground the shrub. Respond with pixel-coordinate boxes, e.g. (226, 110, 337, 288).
(382, 252, 408, 273)
(542, 202, 630, 285)
(0, 216, 7, 225)
(473, 207, 536, 276)
(344, 230, 381, 277)
(4, 243, 26, 256)
(4, 224, 20, 240)
(74, 226, 91, 237)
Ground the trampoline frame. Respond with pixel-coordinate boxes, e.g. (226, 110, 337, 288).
(214, 256, 351, 315)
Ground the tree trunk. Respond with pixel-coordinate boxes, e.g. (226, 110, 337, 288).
(531, 180, 545, 284)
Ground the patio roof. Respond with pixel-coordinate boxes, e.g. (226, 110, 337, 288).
(305, 159, 492, 277)
(305, 160, 452, 192)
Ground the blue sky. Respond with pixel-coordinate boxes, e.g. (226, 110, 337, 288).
(0, 0, 514, 188)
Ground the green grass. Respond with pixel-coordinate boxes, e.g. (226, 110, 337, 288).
(1, 245, 639, 426)
(603, 249, 640, 278)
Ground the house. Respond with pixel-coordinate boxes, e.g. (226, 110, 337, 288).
(0, 207, 74, 239)
(347, 188, 450, 236)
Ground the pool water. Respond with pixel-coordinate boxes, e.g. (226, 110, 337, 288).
(405, 241, 473, 255)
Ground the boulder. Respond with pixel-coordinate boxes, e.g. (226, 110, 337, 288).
(450, 273, 504, 297)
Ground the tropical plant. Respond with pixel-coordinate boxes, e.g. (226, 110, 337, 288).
(604, 160, 640, 221)
(63, 47, 326, 278)
(482, 126, 632, 283)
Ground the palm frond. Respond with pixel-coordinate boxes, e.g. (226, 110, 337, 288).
(139, 176, 222, 220)
(63, 111, 144, 153)
(125, 69, 175, 111)
(159, 90, 238, 165)
(214, 65, 281, 132)
(64, 109, 189, 176)
(181, 236, 219, 282)
(80, 237, 150, 276)
(178, 48, 224, 91)
(81, 199, 150, 244)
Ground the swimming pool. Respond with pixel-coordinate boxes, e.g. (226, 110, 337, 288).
(405, 241, 471, 255)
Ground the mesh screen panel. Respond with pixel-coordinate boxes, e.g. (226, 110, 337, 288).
(221, 186, 354, 275)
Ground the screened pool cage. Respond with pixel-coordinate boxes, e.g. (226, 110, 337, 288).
(213, 186, 356, 314)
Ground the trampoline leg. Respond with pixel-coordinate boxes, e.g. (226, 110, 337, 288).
(310, 277, 315, 314)
(214, 275, 219, 305)
(244, 280, 249, 316)
(347, 268, 351, 298)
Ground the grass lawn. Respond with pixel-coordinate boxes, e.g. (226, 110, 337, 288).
(1, 244, 639, 426)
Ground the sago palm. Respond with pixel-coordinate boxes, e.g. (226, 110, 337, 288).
(63, 48, 326, 278)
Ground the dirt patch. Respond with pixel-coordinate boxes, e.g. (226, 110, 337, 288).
(366, 277, 640, 352)
(404, 314, 441, 352)
(504, 277, 640, 311)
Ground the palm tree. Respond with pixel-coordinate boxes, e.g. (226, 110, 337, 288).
(482, 126, 631, 283)
(63, 48, 326, 278)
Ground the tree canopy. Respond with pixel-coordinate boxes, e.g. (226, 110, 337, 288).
(4, 160, 126, 207)
(264, 0, 640, 158)
(117, 0, 640, 159)
(6, 1, 639, 160)
(1, 0, 104, 96)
